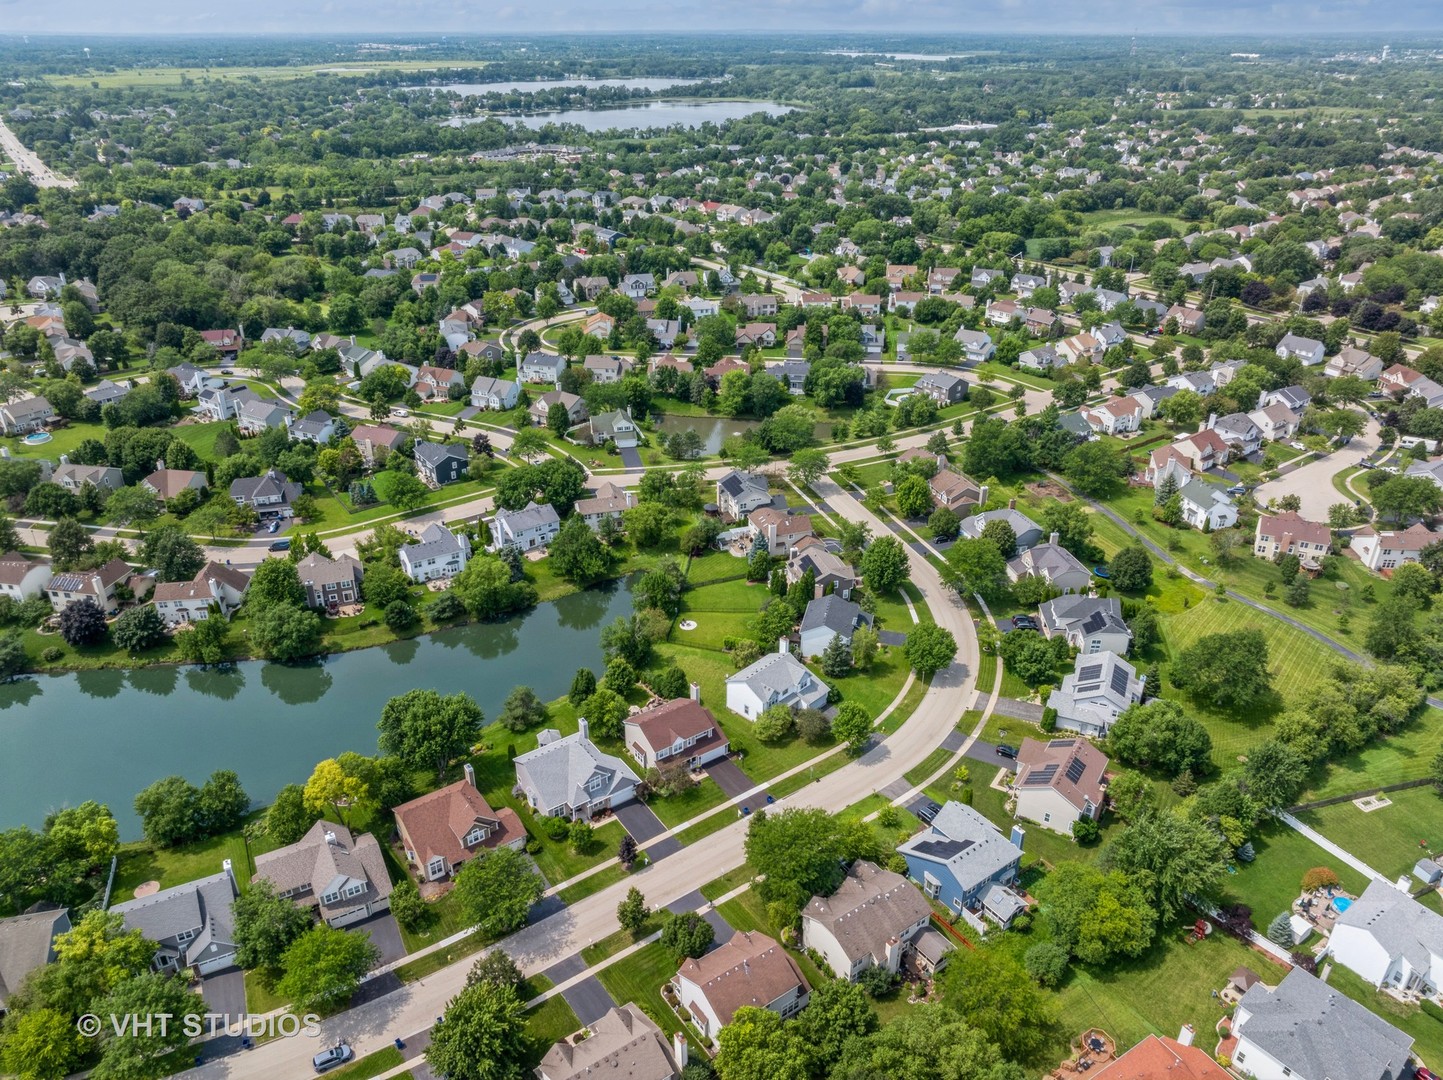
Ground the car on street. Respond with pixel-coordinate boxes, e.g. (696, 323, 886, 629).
(995, 744, 1018, 759)
(312, 1043, 353, 1074)
(268, 538, 291, 551)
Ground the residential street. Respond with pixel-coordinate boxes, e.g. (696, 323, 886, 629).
(190, 473, 980, 1080)
(1251, 417, 1380, 520)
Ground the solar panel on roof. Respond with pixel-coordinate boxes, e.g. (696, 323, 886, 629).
(1074, 684, 1101, 694)
(1024, 763, 1059, 786)
(1047, 739, 1073, 748)
(1077, 664, 1104, 681)
(1064, 757, 1087, 784)
(1109, 665, 1132, 696)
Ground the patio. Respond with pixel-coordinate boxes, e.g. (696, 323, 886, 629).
(1050, 1029, 1115, 1077)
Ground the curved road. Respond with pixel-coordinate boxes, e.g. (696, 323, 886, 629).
(191, 476, 980, 1080)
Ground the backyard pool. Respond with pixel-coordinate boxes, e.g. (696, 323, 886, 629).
(22, 432, 52, 444)
(1332, 896, 1353, 913)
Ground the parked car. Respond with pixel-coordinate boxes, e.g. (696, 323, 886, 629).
(995, 744, 1018, 759)
(916, 800, 940, 824)
(393, 408, 409, 418)
(1010, 615, 1037, 629)
(1226, 484, 1247, 496)
(268, 538, 292, 552)
(267, 519, 280, 534)
(312, 1043, 353, 1074)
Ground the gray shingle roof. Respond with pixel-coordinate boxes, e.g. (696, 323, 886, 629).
(111, 870, 238, 969)
(413, 440, 468, 470)
(898, 802, 1021, 893)
(727, 651, 827, 700)
(514, 724, 640, 814)
(1037, 595, 1129, 642)
(1334, 878, 1443, 980)
(799, 595, 869, 637)
(804, 861, 933, 967)
(0, 908, 69, 1006)
(1236, 968, 1414, 1080)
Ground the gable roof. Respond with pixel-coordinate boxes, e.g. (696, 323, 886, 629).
(537, 1003, 676, 1080)
(514, 725, 640, 812)
(1093, 1035, 1229, 1080)
(1334, 878, 1443, 975)
(111, 869, 238, 969)
(726, 651, 824, 700)
(393, 777, 525, 871)
(799, 594, 869, 637)
(804, 860, 933, 967)
(251, 820, 393, 919)
(898, 801, 1022, 891)
(413, 440, 468, 470)
(676, 931, 808, 1027)
(717, 470, 769, 502)
(1008, 539, 1088, 583)
(1037, 594, 1130, 643)
(1015, 737, 1109, 814)
(1236, 968, 1414, 1080)
(0, 908, 69, 1006)
(625, 698, 720, 756)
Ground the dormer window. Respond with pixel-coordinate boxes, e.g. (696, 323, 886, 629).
(175, 927, 196, 943)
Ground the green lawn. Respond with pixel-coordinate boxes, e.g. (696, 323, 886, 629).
(594, 942, 683, 1036)
(1302, 708, 1443, 801)
(1298, 785, 1443, 882)
(522, 996, 582, 1070)
(1218, 819, 1370, 933)
(113, 813, 279, 898)
(324, 1047, 403, 1080)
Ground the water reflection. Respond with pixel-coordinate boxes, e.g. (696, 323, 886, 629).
(186, 665, 245, 701)
(128, 666, 178, 697)
(261, 661, 334, 705)
(75, 669, 125, 699)
(458, 621, 520, 661)
(0, 678, 41, 709)
(383, 638, 421, 667)
(555, 581, 620, 632)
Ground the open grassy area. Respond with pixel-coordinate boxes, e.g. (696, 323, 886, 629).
(593, 941, 683, 1036)
(113, 812, 279, 897)
(324, 1046, 404, 1080)
(1218, 819, 1370, 933)
(1299, 785, 1443, 882)
(522, 995, 582, 1069)
(1303, 707, 1443, 801)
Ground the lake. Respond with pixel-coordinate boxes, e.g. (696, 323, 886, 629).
(443, 100, 794, 133)
(426, 77, 705, 96)
(0, 581, 635, 838)
(653, 413, 835, 456)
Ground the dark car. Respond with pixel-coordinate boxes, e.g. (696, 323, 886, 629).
(312, 1043, 353, 1074)
(916, 800, 940, 823)
(1010, 615, 1037, 629)
(268, 538, 292, 552)
(995, 744, 1018, 759)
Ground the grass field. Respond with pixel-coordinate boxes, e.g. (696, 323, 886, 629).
(1303, 708, 1443, 801)
(522, 995, 582, 1070)
(1299, 785, 1443, 882)
(1325, 965, 1443, 1066)
(1218, 820, 1370, 932)
(593, 942, 682, 1036)
(113, 812, 279, 897)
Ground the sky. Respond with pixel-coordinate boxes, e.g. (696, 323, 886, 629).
(0, 1, 1442, 35)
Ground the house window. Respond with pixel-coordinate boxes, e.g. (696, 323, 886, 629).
(175, 928, 195, 943)
(1088, 639, 1101, 654)
(344, 882, 365, 899)
(427, 858, 445, 878)
(1042, 813, 1051, 823)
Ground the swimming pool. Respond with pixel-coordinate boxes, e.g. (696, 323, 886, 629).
(1332, 896, 1353, 913)
(22, 431, 52, 445)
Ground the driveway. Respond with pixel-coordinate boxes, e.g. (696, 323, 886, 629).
(965, 739, 1020, 773)
(350, 913, 407, 968)
(201, 969, 247, 1015)
(613, 801, 668, 844)
(561, 976, 617, 1027)
(1252, 419, 1379, 519)
(991, 697, 1044, 723)
(618, 446, 644, 470)
(704, 759, 763, 801)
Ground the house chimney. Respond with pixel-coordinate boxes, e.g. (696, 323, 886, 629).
(1206, 411, 1217, 429)
(59, 454, 68, 465)
(156, 458, 165, 472)
(578, 717, 590, 741)
(1177, 1023, 1195, 1047)
(324, 831, 337, 846)
(1010, 825, 1025, 852)
(222, 858, 235, 889)
(689, 682, 701, 703)
(977, 483, 989, 506)
(779, 636, 790, 656)
(464, 763, 477, 790)
(1049, 532, 1059, 547)
(672, 1031, 688, 1068)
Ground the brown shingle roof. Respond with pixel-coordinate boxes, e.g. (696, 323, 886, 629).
(676, 931, 808, 1027)
(0, 552, 45, 587)
(804, 861, 932, 967)
(393, 778, 524, 873)
(1016, 737, 1109, 814)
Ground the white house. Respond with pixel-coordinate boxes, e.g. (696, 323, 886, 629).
(726, 644, 830, 719)
(1349, 523, 1435, 572)
(513, 720, 640, 821)
(1275, 333, 1325, 367)
(1006, 535, 1092, 594)
(574, 482, 636, 530)
(1045, 652, 1144, 738)
(151, 562, 250, 626)
(469, 376, 520, 411)
(1013, 737, 1109, 835)
(953, 328, 995, 362)
(1327, 878, 1442, 998)
(1178, 480, 1238, 531)
(716, 470, 772, 520)
(623, 697, 730, 771)
(673, 932, 809, 1039)
(1080, 397, 1142, 436)
(0, 552, 52, 602)
(491, 501, 561, 551)
(797, 595, 872, 659)
(1231, 968, 1414, 1080)
(398, 523, 471, 582)
(802, 861, 940, 981)
(1037, 595, 1132, 656)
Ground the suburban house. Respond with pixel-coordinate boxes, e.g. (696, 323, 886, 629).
(1207, 412, 1263, 457)
(44, 557, 134, 614)
(536, 1004, 683, 1080)
(492, 501, 562, 551)
(575, 482, 636, 530)
(0, 396, 54, 435)
(1046, 652, 1145, 738)
(1169, 428, 1232, 472)
(348, 425, 408, 464)
(623, 697, 731, 771)
(1379, 364, 1443, 409)
(1166, 371, 1215, 396)
(1349, 523, 1435, 572)
(469, 376, 520, 412)
(715, 473, 773, 522)
(519, 352, 566, 385)
(897, 801, 1026, 929)
(1254, 511, 1332, 568)
(1231, 967, 1414, 1080)
(199, 329, 245, 361)
(748, 508, 814, 557)
(1056, 331, 1104, 365)
(252, 820, 394, 929)
(1260, 384, 1312, 413)
(913, 371, 968, 406)
(1327, 878, 1442, 999)
(1038, 595, 1132, 657)
(0, 908, 71, 1011)
(286, 410, 335, 445)
(954, 328, 995, 361)
(1166, 304, 1206, 333)
(398, 523, 471, 582)
(259, 326, 311, 352)
(958, 508, 1044, 551)
(985, 299, 1020, 326)
(1006, 534, 1092, 594)
(0, 552, 52, 602)
(786, 536, 858, 599)
(928, 469, 987, 513)
(798, 595, 872, 658)
(1406, 457, 1443, 491)
(1013, 737, 1109, 835)
(726, 645, 831, 719)
(1013, 272, 1047, 298)
(1091, 1036, 1230, 1080)
(589, 410, 640, 448)
(766, 360, 811, 394)
(229, 470, 302, 519)
(1145, 445, 1193, 490)
(236, 397, 294, 436)
(151, 562, 250, 626)
(1179, 480, 1238, 531)
(1326, 346, 1384, 380)
(583, 355, 633, 383)
(295, 552, 364, 611)
(84, 379, 131, 409)
(1080, 397, 1142, 436)
(1275, 333, 1326, 366)
(410, 365, 464, 402)
(802, 861, 950, 982)
(673, 931, 810, 1039)
(53, 462, 123, 492)
(111, 865, 239, 975)
(413, 441, 469, 487)
(393, 764, 526, 883)
(513, 720, 640, 821)
(1018, 345, 1063, 371)
(530, 390, 589, 430)
(1249, 401, 1302, 443)
(1128, 383, 1178, 420)
(971, 267, 1006, 290)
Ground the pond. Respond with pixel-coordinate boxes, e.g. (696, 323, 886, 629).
(653, 413, 835, 456)
(443, 100, 795, 133)
(0, 580, 635, 838)
(424, 77, 706, 96)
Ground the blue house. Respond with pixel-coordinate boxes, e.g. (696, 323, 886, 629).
(897, 802, 1026, 929)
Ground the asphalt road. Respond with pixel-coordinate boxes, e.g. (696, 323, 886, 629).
(0, 118, 76, 188)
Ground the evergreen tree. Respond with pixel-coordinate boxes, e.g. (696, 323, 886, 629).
(819, 633, 853, 677)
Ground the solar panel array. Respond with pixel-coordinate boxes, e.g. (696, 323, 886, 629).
(1023, 763, 1059, 787)
(1077, 663, 1104, 682)
(1065, 756, 1088, 784)
(1109, 664, 1132, 696)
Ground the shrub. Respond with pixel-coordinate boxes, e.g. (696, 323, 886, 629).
(1023, 941, 1070, 987)
(41, 645, 63, 662)
(856, 964, 899, 997)
(540, 816, 569, 842)
(1301, 867, 1340, 892)
(1040, 707, 1058, 733)
(1071, 817, 1100, 844)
